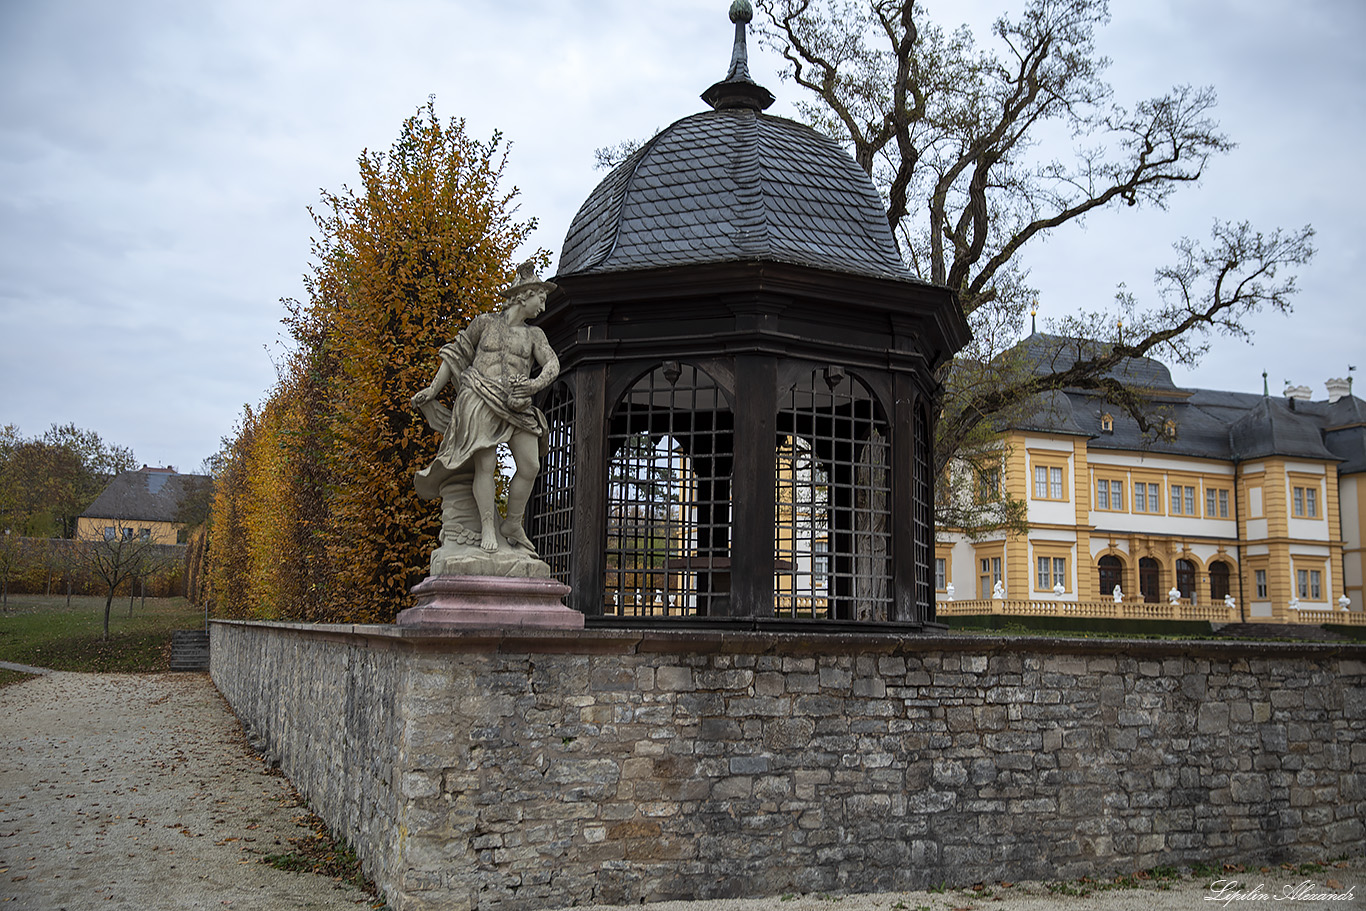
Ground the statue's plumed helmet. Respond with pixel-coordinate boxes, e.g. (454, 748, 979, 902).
(500, 261, 558, 300)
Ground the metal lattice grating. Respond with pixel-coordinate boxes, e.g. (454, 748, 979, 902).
(775, 368, 891, 621)
(914, 405, 932, 616)
(605, 363, 732, 617)
(530, 382, 575, 588)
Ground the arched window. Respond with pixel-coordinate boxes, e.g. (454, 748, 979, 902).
(605, 364, 732, 617)
(1139, 557, 1161, 603)
(1098, 555, 1124, 597)
(1176, 559, 1197, 601)
(1209, 560, 1231, 601)
(774, 367, 892, 622)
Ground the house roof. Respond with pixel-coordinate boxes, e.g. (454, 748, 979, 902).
(1227, 396, 1342, 463)
(1009, 336, 1360, 468)
(80, 469, 210, 524)
(1017, 333, 1183, 395)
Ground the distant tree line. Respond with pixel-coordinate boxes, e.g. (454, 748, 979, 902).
(205, 101, 541, 623)
(0, 423, 136, 538)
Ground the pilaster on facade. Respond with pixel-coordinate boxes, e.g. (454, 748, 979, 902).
(1072, 438, 1094, 600)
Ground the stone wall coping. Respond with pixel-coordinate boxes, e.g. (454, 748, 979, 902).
(209, 619, 1366, 662)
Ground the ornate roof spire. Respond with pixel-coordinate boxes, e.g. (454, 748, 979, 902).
(702, 1, 775, 111)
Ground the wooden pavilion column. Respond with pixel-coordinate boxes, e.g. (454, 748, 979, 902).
(891, 372, 919, 623)
(729, 354, 777, 618)
(570, 363, 608, 616)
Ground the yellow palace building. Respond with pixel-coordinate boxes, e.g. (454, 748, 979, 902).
(937, 336, 1365, 627)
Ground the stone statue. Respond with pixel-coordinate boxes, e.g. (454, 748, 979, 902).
(945, 582, 955, 601)
(1052, 581, 1065, 597)
(1341, 595, 1352, 611)
(1224, 593, 1236, 610)
(1167, 586, 1181, 605)
(1112, 584, 1123, 603)
(992, 580, 1005, 601)
(412, 262, 561, 577)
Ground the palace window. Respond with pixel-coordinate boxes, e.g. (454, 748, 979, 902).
(1139, 557, 1161, 603)
(1255, 569, 1267, 599)
(1033, 465, 1066, 500)
(976, 468, 1000, 503)
(1133, 481, 1162, 513)
(812, 539, 829, 589)
(978, 555, 1002, 599)
(1209, 560, 1232, 601)
(1293, 485, 1320, 518)
(1095, 478, 1125, 511)
(934, 558, 946, 591)
(1205, 488, 1230, 518)
(1036, 556, 1068, 591)
(1175, 558, 1197, 601)
(1297, 569, 1322, 600)
(1170, 485, 1197, 516)
(1294, 483, 1316, 519)
(1098, 555, 1124, 595)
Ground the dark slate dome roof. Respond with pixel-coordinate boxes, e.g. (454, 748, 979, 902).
(557, 107, 915, 282)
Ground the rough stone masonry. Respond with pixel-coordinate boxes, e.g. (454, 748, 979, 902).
(210, 622, 1366, 911)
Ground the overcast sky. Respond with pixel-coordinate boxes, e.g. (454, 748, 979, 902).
(2, 0, 1363, 474)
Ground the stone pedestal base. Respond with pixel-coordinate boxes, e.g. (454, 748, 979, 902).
(398, 574, 581, 629)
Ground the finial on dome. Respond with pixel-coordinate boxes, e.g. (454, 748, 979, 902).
(702, 0, 775, 111)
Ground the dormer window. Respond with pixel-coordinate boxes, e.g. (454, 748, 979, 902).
(1100, 413, 1114, 434)
(1160, 419, 1178, 441)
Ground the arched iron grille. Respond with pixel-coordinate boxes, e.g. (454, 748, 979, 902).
(915, 404, 932, 616)
(605, 364, 733, 616)
(529, 382, 575, 587)
(775, 369, 891, 621)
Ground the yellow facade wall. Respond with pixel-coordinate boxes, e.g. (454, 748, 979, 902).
(75, 516, 183, 547)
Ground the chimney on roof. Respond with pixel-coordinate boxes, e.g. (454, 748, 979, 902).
(1283, 384, 1313, 402)
(1326, 377, 1351, 403)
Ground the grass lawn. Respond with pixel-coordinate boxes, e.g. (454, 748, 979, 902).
(0, 594, 206, 675)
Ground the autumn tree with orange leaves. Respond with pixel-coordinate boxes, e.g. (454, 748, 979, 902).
(208, 101, 541, 622)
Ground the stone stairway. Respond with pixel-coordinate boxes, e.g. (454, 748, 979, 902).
(169, 629, 210, 671)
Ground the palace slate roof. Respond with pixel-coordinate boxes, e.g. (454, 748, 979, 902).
(81, 469, 210, 524)
(557, 108, 918, 283)
(1008, 333, 1359, 468)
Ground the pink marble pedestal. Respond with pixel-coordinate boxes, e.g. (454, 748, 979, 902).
(397, 575, 582, 629)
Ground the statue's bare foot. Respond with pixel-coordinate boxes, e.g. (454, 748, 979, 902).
(480, 525, 500, 552)
(500, 519, 534, 551)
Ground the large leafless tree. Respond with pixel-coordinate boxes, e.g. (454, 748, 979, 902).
(753, 0, 1314, 530)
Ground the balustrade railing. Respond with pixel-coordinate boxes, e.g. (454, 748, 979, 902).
(938, 597, 1366, 626)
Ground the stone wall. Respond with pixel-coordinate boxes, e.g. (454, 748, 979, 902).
(210, 622, 1366, 911)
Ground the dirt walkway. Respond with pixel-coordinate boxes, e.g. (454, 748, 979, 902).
(0, 671, 374, 910)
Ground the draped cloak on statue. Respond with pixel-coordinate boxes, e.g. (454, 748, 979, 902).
(414, 312, 550, 502)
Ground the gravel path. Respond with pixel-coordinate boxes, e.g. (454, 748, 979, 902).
(0, 671, 1359, 911)
(0, 671, 374, 910)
